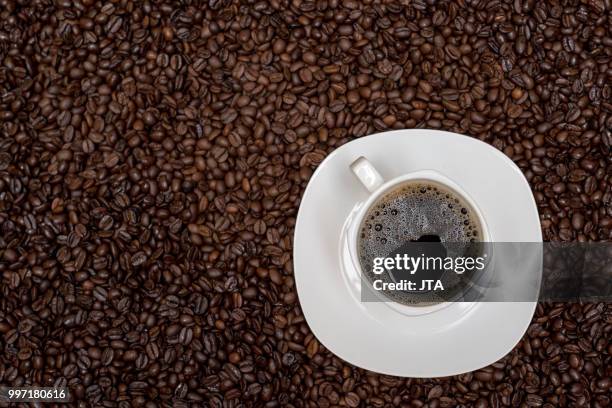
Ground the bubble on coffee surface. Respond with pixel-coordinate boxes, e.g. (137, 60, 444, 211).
(358, 180, 484, 306)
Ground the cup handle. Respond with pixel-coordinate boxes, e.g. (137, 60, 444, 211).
(350, 156, 384, 193)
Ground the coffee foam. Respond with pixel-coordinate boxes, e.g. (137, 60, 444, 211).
(358, 180, 484, 305)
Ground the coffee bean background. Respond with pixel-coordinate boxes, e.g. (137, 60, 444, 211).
(0, 0, 610, 407)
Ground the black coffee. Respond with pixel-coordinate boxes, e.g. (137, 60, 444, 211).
(358, 180, 485, 305)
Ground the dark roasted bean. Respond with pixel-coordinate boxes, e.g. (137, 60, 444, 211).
(0, 1, 608, 407)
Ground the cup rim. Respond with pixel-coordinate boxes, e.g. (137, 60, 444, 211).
(348, 169, 492, 316)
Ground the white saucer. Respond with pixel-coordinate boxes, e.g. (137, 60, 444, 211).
(294, 130, 542, 377)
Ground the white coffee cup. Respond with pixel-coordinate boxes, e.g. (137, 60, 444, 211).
(346, 156, 492, 316)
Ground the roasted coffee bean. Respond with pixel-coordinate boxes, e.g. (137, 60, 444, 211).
(0, 1, 609, 406)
